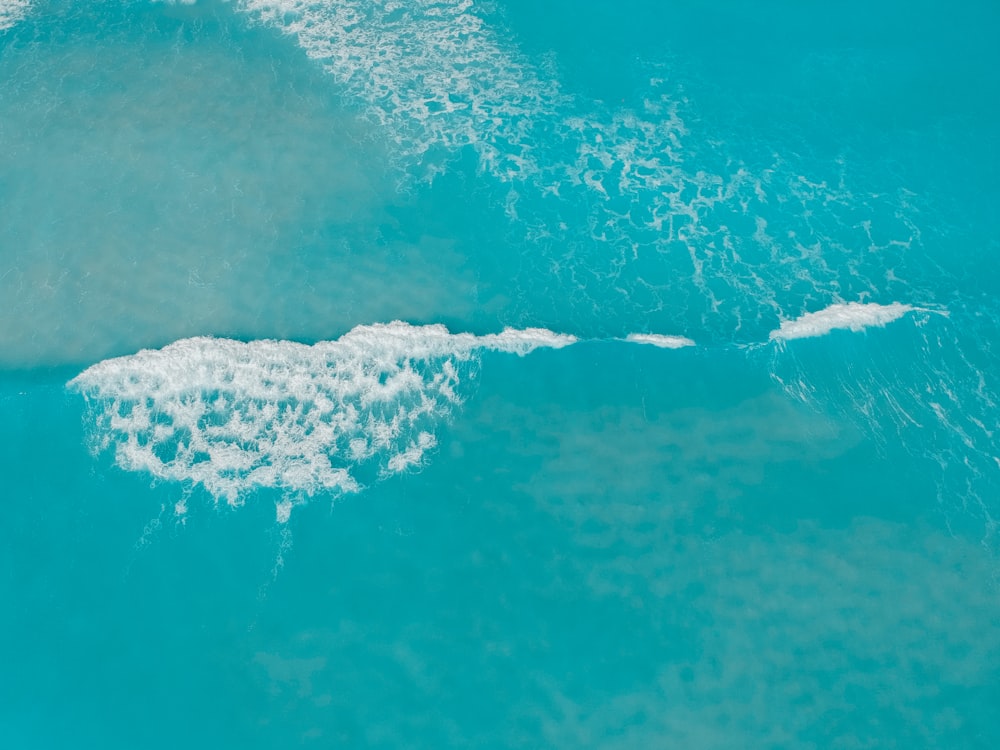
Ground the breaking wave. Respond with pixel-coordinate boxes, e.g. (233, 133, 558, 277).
(624, 333, 697, 349)
(768, 302, 937, 342)
(67, 303, 1000, 551)
(69, 322, 575, 516)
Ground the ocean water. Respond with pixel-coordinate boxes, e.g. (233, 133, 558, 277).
(2, 0, 999, 747)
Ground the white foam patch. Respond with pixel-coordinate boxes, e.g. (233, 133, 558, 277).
(624, 333, 696, 349)
(769, 302, 922, 342)
(69, 322, 576, 512)
(0, 0, 30, 31)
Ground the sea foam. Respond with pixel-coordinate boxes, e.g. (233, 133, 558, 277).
(0, 0, 30, 31)
(624, 333, 696, 349)
(237, 0, 563, 180)
(69, 322, 576, 514)
(769, 302, 921, 342)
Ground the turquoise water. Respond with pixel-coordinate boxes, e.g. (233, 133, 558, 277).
(2, 1, 999, 747)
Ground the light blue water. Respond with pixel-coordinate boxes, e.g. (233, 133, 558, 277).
(2, 1, 999, 747)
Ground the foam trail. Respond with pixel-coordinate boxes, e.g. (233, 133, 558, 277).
(0, 0, 31, 31)
(624, 333, 696, 349)
(70, 322, 576, 517)
(768, 302, 932, 342)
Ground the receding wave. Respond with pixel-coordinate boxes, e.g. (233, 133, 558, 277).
(69, 322, 575, 515)
(0, 0, 30, 31)
(238, 0, 564, 180)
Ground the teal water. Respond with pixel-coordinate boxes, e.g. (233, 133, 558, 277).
(2, 1, 999, 747)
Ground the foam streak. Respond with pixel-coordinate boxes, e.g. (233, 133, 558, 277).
(624, 333, 696, 349)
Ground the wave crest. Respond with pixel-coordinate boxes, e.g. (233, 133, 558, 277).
(624, 333, 696, 349)
(768, 302, 927, 342)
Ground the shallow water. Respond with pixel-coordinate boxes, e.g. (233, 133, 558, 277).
(2, 1, 999, 747)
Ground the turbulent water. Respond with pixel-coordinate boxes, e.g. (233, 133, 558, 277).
(2, 1, 999, 747)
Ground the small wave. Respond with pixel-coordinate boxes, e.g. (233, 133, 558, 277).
(0, 0, 31, 31)
(768, 302, 927, 342)
(624, 333, 696, 349)
(69, 322, 576, 516)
